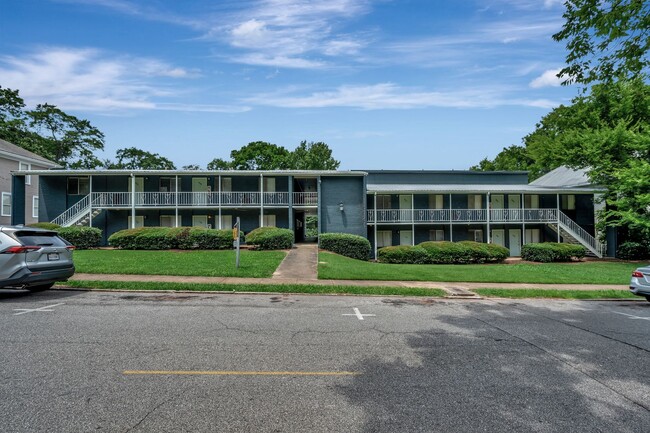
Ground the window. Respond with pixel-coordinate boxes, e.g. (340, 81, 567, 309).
(221, 177, 232, 192)
(525, 229, 541, 244)
(561, 195, 576, 210)
(1, 192, 11, 216)
(377, 230, 392, 247)
(67, 177, 90, 195)
(430, 229, 445, 241)
(524, 194, 539, 208)
(19, 162, 31, 185)
(468, 194, 482, 209)
(376, 195, 391, 209)
(263, 214, 276, 227)
(428, 194, 444, 209)
(159, 177, 178, 192)
(32, 196, 39, 218)
(127, 215, 145, 228)
(469, 229, 484, 242)
(219, 215, 233, 229)
(263, 177, 276, 192)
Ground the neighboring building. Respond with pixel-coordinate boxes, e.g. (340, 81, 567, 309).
(11, 166, 611, 257)
(1, 138, 59, 226)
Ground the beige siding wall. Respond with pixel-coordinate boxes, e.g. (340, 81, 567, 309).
(0, 158, 49, 226)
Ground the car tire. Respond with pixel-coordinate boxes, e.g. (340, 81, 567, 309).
(645, 295, 650, 303)
(29, 283, 55, 292)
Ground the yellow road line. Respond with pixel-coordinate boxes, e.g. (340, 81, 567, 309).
(123, 370, 359, 376)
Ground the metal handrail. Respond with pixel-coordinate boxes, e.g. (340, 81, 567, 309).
(51, 194, 90, 226)
(558, 210, 606, 257)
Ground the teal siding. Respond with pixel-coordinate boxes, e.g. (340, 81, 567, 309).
(320, 176, 365, 237)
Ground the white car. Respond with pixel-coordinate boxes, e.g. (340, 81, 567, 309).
(630, 266, 650, 302)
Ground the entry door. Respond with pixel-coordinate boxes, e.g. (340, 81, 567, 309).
(192, 215, 209, 228)
(192, 177, 209, 205)
(400, 195, 412, 220)
(509, 229, 522, 256)
(491, 194, 504, 209)
(128, 177, 145, 205)
(400, 230, 413, 246)
(491, 229, 505, 247)
(508, 195, 521, 220)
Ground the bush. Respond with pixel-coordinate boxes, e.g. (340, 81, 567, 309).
(27, 222, 61, 230)
(418, 241, 509, 264)
(377, 245, 430, 264)
(319, 233, 371, 261)
(57, 226, 102, 249)
(521, 243, 586, 262)
(617, 241, 650, 260)
(108, 227, 233, 250)
(246, 227, 294, 250)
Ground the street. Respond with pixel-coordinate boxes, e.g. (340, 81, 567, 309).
(1, 289, 649, 432)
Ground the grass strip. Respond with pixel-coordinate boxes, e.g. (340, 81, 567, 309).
(473, 288, 638, 300)
(73, 250, 286, 278)
(59, 280, 447, 297)
(319, 252, 637, 284)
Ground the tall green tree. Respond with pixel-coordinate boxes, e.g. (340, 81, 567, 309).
(288, 140, 340, 170)
(553, 0, 650, 85)
(106, 147, 176, 170)
(470, 145, 536, 176)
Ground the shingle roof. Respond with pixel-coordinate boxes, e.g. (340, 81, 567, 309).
(0, 138, 59, 168)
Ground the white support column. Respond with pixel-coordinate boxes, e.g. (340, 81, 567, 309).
(260, 173, 264, 227)
(88, 175, 93, 228)
(317, 176, 322, 240)
(411, 193, 415, 245)
(556, 193, 561, 242)
(486, 192, 491, 243)
(130, 174, 136, 229)
(449, 193, 453, 242)
(521, 193, 525, 244)
(374, 192, 378, 260)
(174, 175, 179, 227)
(217, 175, 222, 229)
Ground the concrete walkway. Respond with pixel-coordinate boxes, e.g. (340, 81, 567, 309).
(272, 244, 318, 280)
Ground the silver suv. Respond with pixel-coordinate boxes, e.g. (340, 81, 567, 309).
(0, 226, 75, 290)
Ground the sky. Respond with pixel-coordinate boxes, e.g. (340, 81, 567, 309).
(0, 0, 578, 170)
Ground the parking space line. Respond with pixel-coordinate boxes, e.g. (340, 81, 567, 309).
(123, 370, 359, 376)
(13, 303, 65, 316)
(342, 307, 375, 320)
(613, 311, 650, 321)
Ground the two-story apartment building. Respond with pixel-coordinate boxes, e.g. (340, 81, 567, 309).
(11, 166, 611, 257)
(1, 138, 59, 226)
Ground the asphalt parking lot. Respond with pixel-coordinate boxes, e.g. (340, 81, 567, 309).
(1, 289, 649, 432)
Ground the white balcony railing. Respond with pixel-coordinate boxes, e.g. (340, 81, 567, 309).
(293, 192, 318, 206)
(368, 208, 559, 224)
(84, 191, 310, 208)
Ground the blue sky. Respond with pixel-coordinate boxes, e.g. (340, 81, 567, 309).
(0, 0, 577, 170)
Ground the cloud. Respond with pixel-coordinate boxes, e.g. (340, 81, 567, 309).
(245, 83, 557, 110)
(0, 47, 247, 113)
(529, 68, 563, 88)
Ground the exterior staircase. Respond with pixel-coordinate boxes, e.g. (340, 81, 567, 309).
(51, 194, 104, 227)
(548, 211, 607, 258)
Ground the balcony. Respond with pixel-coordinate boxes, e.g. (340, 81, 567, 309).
(89, 191, 318, 208)
(367, 208, 559, 224)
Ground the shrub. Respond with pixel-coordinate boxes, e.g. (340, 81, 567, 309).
(108, 227, 232, 250)
(418, 241, 509, 264)
(246, 227, 294, 250)
(57, 226, 102, 249)
(617, 241, 650, 260)
(319, 233, 371, 261)
(27, 222, 61, 230)
(377, 245, 430, 264)
(521, 243, 585, 262)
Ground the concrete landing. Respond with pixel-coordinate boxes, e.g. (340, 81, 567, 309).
(272, 243, 318, 280)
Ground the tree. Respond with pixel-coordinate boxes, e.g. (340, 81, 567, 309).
(288, 140, 340, 170)
(0, 86, 47, 153)
(182, 164, 202, 170)
(106, 147, 176, 170)
(470, 145, 536, 176)
(206, 158, 234, 170)
(207, 141, 291, 170)
(553, 0, 650, 85)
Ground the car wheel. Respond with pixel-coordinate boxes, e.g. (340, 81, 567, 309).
(29, 283, 55, 292)
(645, 295, 650, 303)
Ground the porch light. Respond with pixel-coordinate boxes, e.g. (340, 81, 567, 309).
(339, 202, 344, 212)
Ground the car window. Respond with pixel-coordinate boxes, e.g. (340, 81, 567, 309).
(14, 231, 69, 247)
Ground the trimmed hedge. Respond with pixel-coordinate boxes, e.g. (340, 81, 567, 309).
(27, 222, 62, 230)
(377, 245, 430, 264)
(57, 226, 102, 249)
(320, 233, 371, 261)
(108, 227, 232, 250)
(245, 227, 294, 250)
(617, 241, 650, 260)
(521, 242, 586, 262)
(417, 241, 509, 264)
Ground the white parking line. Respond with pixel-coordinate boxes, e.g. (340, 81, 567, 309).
(13, 303, 65, 316)
(613, 311, 650, 321)
(342, 307, 376, 321)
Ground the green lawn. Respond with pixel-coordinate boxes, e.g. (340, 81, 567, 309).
(474, 288, 638, 300)
(318, 252, 637, 284)
(73, 250, 286, 278)
(60, 280, 446, 297)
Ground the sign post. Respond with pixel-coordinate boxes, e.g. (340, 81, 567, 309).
(233, 217, 240, 269)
